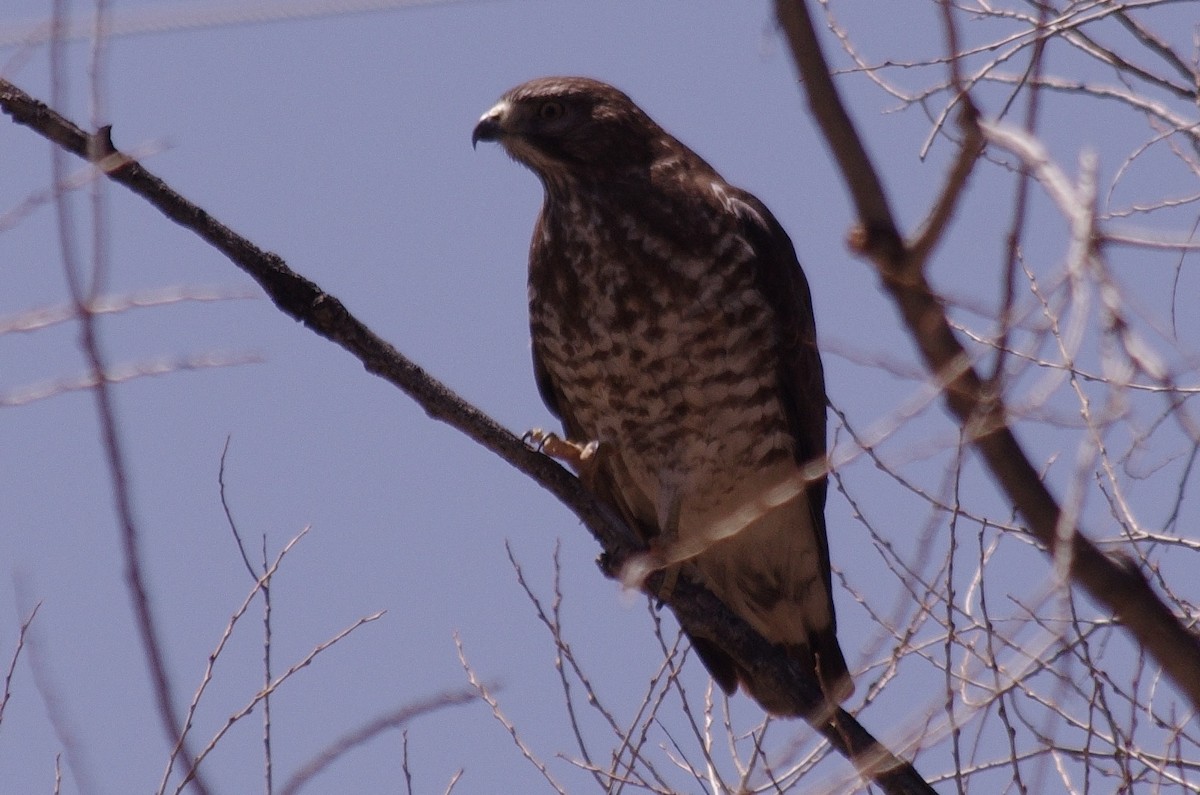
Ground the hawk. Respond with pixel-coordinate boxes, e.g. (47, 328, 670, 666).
(473, 77, 852, 713)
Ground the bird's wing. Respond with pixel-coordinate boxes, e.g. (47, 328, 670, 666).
(732, 192, 835, 611)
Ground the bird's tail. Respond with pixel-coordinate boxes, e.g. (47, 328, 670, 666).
(688, 627, 852, 717)
(686, 491, 854, 715)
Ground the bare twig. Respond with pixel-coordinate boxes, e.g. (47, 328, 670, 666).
(455, 633, 568, 794)
(503, 542, 604, 788)
(0, 286, 257, 335)
(259, 533, 275, 795)
(402, 730, 413, 795)
(442, 767, 464, 795)
(278, 688, 478, 795)
(218, 437, 256, 579)
(21, 585, 95, 794)
(0, 352, 262, 408)
(1112, 8, 1198, 86)
(157, 527, 310, 795)
(217, 440, 277, 791)
(989, 1, 1048, 390)
(174, 609, 384, 794)
(908, 4, 985, 269)
(0, 602, 41, 727)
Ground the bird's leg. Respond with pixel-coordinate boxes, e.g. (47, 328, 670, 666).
(524, 428, 603, 481)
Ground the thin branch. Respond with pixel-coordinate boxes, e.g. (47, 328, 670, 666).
(1112, 7, 1198, 86)
(0, 286, 256, 335)
(217, 437, 256, 580)
(0, 602, 41, 727)
(21, 584, 96, 794)
(907, 103, 984, 269)
(217, 439, 276, 791)
(989, 0, 1048, 390)
(402, 730, 414, 795)
(157, 527, 310, 795)
(175, 609, 385, 794)
(278, 688, 478, 795)
(259, 533, 275, 795)
(455, 634, 568, 794)
(908, 3, 985, 269)
(503, 542, 605, 788)
(441, 768, 464, 795)
(0, 352, 261, 408)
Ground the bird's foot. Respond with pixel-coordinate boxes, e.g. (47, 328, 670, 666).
(523, 428, 600, 470)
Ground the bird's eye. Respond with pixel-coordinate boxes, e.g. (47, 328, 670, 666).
(538, 101, 565, 121)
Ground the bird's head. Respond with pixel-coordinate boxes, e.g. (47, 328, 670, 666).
(472, 76, 662, 187)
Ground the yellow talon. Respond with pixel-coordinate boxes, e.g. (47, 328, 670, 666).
(524, 429, 601, 471)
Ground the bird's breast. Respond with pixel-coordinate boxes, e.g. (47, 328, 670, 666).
(530, 229, 794, 514)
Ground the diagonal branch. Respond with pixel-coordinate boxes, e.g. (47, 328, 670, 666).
(773, 0, 1200, 712)
(0, 77, 635, 561)
(0, 77, 934, 793)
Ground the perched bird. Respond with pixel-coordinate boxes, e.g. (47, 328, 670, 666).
(473, 76, 852, 713)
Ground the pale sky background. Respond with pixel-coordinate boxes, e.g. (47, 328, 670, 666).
(2, 1, 1198, 793)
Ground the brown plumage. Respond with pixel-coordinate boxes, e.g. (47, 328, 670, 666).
(473, 76, 852, 713)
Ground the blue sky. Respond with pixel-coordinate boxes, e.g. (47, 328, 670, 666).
(2, 1, 1198, 793)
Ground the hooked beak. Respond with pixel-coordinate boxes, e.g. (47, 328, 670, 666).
(471, 100, 509, 149)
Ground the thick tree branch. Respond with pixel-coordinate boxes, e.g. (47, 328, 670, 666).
(0, 78, 934, 793)
(773, 0, 901, 260)
(774, 0, 1200, 712)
